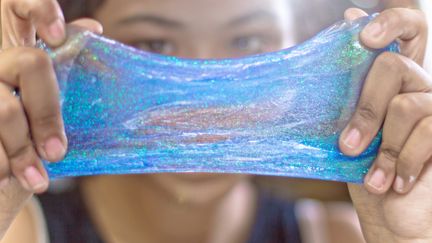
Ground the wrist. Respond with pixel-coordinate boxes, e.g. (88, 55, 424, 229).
(361, 224, 432, 243)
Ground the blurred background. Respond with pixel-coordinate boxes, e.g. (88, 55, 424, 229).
(291, 0, 418, 43)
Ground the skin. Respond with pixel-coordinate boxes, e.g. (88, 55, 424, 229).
(340, 8, 430, 196)
(0, 0, 430, 242)
(344, 7, 432, 243)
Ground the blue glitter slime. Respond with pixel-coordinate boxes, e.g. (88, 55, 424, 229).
(38, 15, 398, 182)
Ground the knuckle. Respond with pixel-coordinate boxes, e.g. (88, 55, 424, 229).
(389, 94, 420, 115)
(16, 48, 52, 71)
(8, 142, 35, 169)
(397, 152, 414, 169)
(379, 146, 400, 165)
(378, 8, 400, 27)
(0, 98, 22, 123)
(384, 8, 400, 20)
(356, 101, 378, 123)
(374, 145, 400, 172)
(32, 110, 61, 129)
(375, 52, 409, 73)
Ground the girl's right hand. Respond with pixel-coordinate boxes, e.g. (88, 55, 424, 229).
(0, 0, 102, 237)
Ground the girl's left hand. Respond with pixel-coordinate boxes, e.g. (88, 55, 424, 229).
(340, 8, 430, 195)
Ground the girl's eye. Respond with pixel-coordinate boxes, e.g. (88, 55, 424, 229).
(231, 35, 264, 54)
(133, 39, 175, 55)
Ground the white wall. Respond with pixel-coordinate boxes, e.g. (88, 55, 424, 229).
(420, 0, 432, 73)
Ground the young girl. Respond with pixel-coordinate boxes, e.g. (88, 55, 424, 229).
(0, 0, 431, 242)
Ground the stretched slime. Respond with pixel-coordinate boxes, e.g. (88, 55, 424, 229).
(39, 16, 398, 182)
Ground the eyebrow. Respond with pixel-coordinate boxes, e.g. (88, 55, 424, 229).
(117, 14, 184, 28)
(227, 10, 277, 27)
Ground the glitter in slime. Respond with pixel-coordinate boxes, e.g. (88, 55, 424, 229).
(38, 15, 398, 182)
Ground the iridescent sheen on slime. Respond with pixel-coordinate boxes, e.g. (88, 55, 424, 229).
(38, 15, 398, 182)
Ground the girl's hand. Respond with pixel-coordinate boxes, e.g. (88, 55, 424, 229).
(349, 166, 432, 243)
(344, 8, 432, 243)
(0, 0, 102, 238)
(340, 8, 430, 195)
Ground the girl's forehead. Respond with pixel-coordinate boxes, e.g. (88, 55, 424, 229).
(96, 0, 291, 24)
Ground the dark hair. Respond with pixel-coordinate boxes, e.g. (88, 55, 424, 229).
(57, 0, 105, 21)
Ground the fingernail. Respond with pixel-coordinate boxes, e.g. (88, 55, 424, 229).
(48, 19, 65, 43)
(394, 176, 405, 193)
(24, 166, 47, 192)
(367, 168, 386, 191)
(343, 128, 362, 149)
(364, 22, 382, 38)
(44, 137, 66, 161)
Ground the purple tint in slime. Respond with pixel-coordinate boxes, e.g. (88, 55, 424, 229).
(39, 15, 398, 182)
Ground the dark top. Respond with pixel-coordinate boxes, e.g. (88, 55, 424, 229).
(37, 188, 302, 243)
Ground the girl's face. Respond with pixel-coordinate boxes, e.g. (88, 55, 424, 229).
(93, 0, 294, 204)
(94, 0, 294, 58)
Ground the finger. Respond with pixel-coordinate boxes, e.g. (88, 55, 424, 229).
(69, 18, 104, 35)
(360, 8, 428, 65)
(0, 83, 48, 193)
(392, 115, 432, 194)
(344, 8, 368, 21)
(364, 93, 432, 194)
(0, 48, 67, 163)
(363, 154, 396, 194)
(1, 0, 66, 48)
(339, 52, 432, 156)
